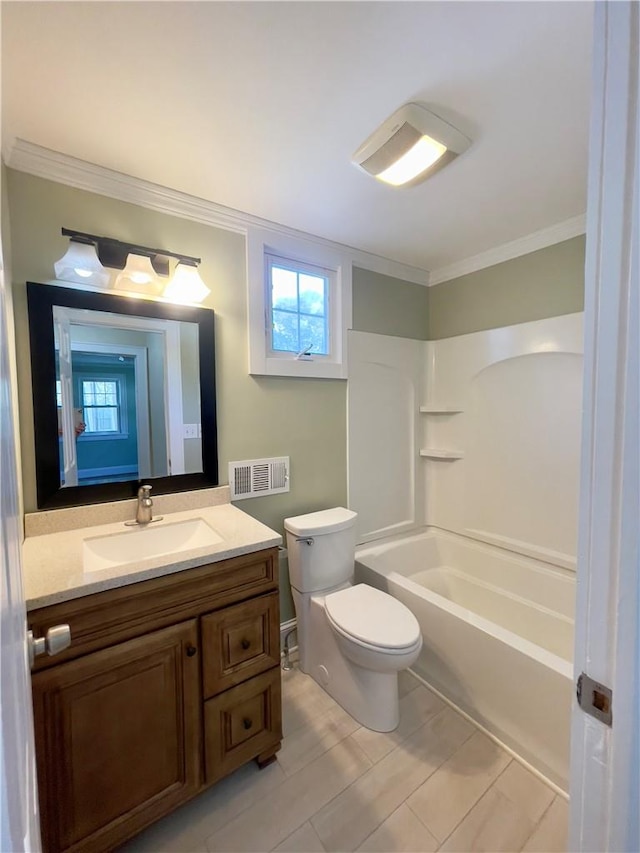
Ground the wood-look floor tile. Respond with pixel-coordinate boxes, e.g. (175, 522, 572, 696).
(311, 706, 474, 853)
(522, 797, 569, 852)
(273, 821, 326, 852)
(205, 736, 371, 852)
(407, 730, 511, 842)
(493, 760, 556, 823)
(440, 788, 535, 852)
(356, 804, 438, 853)
(118, 760, 285, 852)
(398, 670, 420, 698)
(281, 668, 338, 737)
(278, 702, 360, 777)
(351, 685, 445, 764)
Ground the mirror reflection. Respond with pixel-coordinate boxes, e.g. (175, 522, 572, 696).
(54, 307, 201, 487)
(27, 282, 218, 510)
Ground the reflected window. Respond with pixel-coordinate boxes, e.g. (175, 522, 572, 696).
(81, 379, 122, 435)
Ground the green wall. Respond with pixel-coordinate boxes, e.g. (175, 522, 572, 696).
(352, 267, 429, 339)
(427, 236, 585, 340)
(6, 169, 350, 620)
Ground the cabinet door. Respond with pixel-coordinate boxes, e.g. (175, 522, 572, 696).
(32, 619, 201, 853)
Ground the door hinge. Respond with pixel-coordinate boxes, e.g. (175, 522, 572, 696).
(576, 671, 612, 726)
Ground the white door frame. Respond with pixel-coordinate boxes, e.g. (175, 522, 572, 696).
(569, 3, 639, 851)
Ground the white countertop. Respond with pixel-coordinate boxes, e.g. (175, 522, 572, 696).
(22, 503, 282, 610)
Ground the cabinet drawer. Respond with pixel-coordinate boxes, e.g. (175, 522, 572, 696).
(204, 668, 282, 785)
(202, 592, 279, 697)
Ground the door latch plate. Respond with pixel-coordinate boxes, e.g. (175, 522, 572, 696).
(576, 671, 612, 726)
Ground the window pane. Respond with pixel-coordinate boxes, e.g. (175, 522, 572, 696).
(272, 309, 299, 352)
(299, 274, 326, 316)
(84, 407, 119, 433)
(271, 266, 298, 311)
(82, 380, 117, 407)
(299, 315, 328, 355)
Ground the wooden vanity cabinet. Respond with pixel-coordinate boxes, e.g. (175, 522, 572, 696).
(29, 547, 281, 853)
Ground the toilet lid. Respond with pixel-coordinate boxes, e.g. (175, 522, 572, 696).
(324, 584, 421, 650)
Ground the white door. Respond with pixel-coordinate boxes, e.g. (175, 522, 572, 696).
(569, 3, 639, 851)
(0, 266, 41, 848)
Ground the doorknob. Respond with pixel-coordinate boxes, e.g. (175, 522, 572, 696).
(28, 625, 71, 668)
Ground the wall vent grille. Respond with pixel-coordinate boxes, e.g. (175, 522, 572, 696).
(228, 456, 290, 500)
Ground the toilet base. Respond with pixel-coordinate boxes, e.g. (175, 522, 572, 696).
(303, 596, 401, 732)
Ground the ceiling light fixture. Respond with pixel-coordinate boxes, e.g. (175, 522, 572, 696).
(54, 229, 209, 303)
(352, 103, 471, 187)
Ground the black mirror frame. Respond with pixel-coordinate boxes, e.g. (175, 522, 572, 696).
(27, 282, 218, 509)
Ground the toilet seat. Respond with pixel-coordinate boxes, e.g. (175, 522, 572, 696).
(324, 584, 421, 652)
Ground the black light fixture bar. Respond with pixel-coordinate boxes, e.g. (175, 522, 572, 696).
(61, 228, 201, 277)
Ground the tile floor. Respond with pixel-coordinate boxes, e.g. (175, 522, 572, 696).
(119, 666, 568, 853)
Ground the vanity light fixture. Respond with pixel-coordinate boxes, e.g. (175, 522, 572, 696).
(163, 261, 211, 304)
(113, 253, 163, 295)
(55, 229, 208, 302)
(53, 238, 110, 288)
(352, 102, 471, 187)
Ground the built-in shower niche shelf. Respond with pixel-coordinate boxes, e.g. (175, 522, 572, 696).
(419, 448, 464, 460)
(419, 405, 464, 414)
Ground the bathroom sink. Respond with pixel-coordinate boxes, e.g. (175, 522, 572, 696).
(83, 518, 223, 573)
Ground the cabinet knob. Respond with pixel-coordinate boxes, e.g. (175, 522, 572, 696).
(186, 645, 197, 657)
(242, 718, 253, 730)
(241, 638, 251, 650)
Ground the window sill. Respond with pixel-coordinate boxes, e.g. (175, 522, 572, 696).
(250, 357, 347, 380)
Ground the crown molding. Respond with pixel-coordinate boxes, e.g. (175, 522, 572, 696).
(4, 138, 430, 287)
(428, 214, 587, 286)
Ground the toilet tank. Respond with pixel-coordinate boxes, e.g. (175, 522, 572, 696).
(284, 507, 357, 593)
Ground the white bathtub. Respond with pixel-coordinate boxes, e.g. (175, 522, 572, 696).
(354, 528, 575, 791)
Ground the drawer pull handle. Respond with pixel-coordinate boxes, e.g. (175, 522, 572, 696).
(243, 718, 253, 730)
(241, 639, 251, 650)
(186, 645, 197, 657)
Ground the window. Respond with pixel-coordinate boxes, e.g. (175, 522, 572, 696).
(267, 254, 332, 357)
(247, 227, 352, 379)
(79, 377, 126, 436)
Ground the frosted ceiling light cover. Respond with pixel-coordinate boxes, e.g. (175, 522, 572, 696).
(352, 102, 471, 187)
(114, 253, 162, 294)
(376, 135, 447, 186)
(163, 262, 210, 304)
(54, 240, 109, 288)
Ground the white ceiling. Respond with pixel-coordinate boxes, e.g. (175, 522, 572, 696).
(2, 1, 594, 274)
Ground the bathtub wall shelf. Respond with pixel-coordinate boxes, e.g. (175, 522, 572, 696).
(419, 448, 464, 460)
(419, 405, 464, 414)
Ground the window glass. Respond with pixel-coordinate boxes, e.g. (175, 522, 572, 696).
(81, 379, 121, 434)
(268, 259, 329, 356)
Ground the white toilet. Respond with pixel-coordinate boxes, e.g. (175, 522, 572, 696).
(284, 507, 422, 732)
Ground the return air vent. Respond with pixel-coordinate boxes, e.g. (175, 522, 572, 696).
(228, 456, 290, 501)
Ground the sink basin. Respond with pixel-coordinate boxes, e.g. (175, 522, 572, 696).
(83, 518, 223, 573)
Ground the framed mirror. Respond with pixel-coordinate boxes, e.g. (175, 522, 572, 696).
(27, 282, 218, 509)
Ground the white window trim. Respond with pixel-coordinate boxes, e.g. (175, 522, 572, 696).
(247, 226, 352, 379)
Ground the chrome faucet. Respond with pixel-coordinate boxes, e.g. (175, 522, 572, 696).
(125, 484, 163, 526)
(136, 485, 154, 524)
